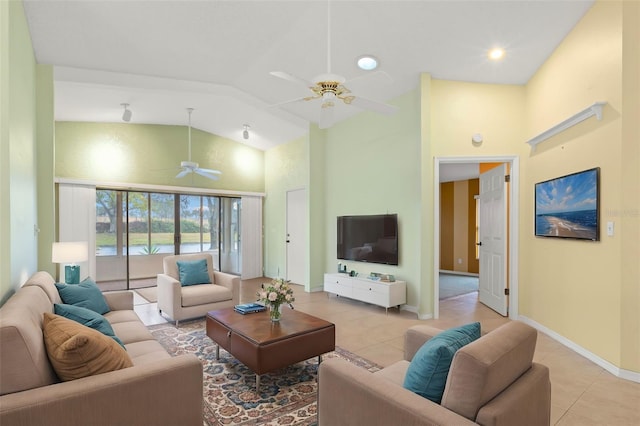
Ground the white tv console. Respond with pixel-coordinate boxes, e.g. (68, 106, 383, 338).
(323, 273, 406, 312)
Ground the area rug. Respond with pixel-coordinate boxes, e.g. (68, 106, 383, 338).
(439, 273, 479, 300)
(149, 320, 381, 425)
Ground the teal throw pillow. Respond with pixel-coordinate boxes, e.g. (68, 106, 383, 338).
(177, 259, 211, 286)
(55, 278, 110, 315)
(54, 303, 125, 349)
(403, 322, 481, 403)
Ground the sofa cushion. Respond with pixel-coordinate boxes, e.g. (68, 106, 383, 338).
(403, 322, 480, 403)
(441, 321, 538, 421)
(181, 284, 232, 307)
(54, 304, 125, 348)
(55, 278, 110, 315)
(22, 271, 62, 304)
(42, 313, 132, 382)
(110, 320, 156, 345)
(177, 259, 212, 286)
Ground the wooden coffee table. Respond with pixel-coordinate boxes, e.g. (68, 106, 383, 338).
(206, 306, 335, 390)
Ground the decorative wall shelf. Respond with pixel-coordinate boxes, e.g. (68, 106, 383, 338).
(526, 101, 607, 149)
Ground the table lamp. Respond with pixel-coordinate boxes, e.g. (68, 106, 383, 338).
(52, 241, 88, 284)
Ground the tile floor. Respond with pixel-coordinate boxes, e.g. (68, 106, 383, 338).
(132, 278, 640, 425)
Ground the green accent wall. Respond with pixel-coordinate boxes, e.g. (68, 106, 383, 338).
(55, 122, 265, 193)
(264, 135, 308, 279)
(322, 91, 422, 305)
(0, 0, 53, 304)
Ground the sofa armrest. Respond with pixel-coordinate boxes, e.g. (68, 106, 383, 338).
(103, 290, 134, 311)
(318, 358, 476, 426)
(213, 271, 241, 305)
(0, 354, 203, 426)
(404, 325, 443, 361)
(157, 273, 182, 316)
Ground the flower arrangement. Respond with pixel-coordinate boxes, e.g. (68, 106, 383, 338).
(258, 278, 295, 322)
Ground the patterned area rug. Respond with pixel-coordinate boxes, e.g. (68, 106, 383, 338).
(149, 320, 381, 425)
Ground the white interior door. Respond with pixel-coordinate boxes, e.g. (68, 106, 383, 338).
(286, 189, 306, 285)
(478, 164, 508, 316)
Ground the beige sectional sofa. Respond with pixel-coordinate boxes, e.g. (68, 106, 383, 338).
(318, 321, 551, 426)
(0, 271, 203, 426)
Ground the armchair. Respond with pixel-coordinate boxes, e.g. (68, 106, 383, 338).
(157, 253, 240, 325)
(318, 321, 551, 425)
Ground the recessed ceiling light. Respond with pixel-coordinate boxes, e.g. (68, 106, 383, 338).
(357, 55, 378, 71)
(488, 47, 505, 61)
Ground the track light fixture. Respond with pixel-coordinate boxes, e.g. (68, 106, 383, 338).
(121, 103, 132, 122)
(243, 124, 250, 140)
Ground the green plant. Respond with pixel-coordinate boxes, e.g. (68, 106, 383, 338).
(141, 244, 160, 255)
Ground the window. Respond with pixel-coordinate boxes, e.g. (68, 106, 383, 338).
(96, 188, 240, 288)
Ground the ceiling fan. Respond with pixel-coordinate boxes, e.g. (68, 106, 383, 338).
(176, 108, 222, 181)
(269, 0, 397, 129)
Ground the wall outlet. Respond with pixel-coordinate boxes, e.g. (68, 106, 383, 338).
(457, 258, 463, 264)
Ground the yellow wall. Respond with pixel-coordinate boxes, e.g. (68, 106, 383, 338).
(522, 0, 638, 372)
(619, 0, 639, 374)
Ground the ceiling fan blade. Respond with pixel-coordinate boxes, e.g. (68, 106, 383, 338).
(269, 96, 309, 108)
(194, 169, 220, 180)
(197, 168, 222, 175)
(318, 102, 335, 129)
(270, 71, 313, 88)
(176, 169, 190, 179)
(348, 96, 398, 115)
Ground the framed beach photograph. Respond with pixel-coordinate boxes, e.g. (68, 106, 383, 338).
(535, 167, 600, 241)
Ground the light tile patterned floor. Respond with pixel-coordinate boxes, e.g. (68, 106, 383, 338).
(133, 277, 640, 425)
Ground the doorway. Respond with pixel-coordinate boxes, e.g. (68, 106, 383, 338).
(434, 156, 519, 320)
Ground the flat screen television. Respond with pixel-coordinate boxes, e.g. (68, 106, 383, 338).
(535, 167, 600, 241)
(337, 214, 398, 265)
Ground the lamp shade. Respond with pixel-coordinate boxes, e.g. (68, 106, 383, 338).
(52, 242, 88, 264)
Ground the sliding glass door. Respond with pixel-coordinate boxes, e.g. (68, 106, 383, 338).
(96, 189, 240, 290)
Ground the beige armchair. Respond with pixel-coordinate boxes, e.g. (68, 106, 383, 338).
(318, 321, 551, 425)
(157, 253, 240, 325)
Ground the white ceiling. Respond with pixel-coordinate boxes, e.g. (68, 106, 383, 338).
(23, 0, 594, 151)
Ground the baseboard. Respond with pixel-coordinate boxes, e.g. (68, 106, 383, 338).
(309, 285, 325, 293)
(519, 316, 640, 383)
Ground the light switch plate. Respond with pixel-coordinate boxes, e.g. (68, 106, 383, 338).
(607, 221, 614, 236)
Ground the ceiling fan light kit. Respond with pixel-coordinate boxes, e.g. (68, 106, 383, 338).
(269, 0, 396, 129)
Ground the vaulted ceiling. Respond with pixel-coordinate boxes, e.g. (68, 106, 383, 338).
(23, 0, 594, 150)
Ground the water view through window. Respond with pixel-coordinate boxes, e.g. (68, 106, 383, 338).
(96, 189, 240, 290)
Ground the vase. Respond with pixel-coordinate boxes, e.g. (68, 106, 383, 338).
(269, 303, 282, 322)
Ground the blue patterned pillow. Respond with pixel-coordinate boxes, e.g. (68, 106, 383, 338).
(403, 322, 481, 403)
(55, 278, 110, 315)
(54, 304, 125, 348)
(177, 259, 211, 286)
